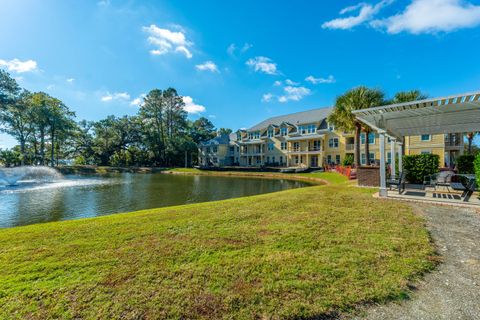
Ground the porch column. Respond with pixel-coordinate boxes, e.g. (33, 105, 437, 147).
(379, 131, 387, 197)
(397, 142, 403, 173)
(390, 138, 396, 179)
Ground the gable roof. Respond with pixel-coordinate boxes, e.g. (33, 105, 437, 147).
(200, 133, 235, 146)
(248, 107, 333, 131)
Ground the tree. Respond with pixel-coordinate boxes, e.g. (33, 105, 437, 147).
(392, 90, 427, 104)
(0, 90, 35, 165)
(466, 132, 478, 154)
(218, 128, 232, 136)
(0, 69, 20, 106)
(189, 117, 216, 144)
(328, 86, 384, 166)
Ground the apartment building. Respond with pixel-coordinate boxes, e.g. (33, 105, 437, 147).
(198, 107, 464, 168)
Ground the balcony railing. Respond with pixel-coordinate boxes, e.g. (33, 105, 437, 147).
(346, 143, 355, 151)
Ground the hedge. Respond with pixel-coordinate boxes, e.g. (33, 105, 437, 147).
(403, 154, 440, 184)
(475, 154, 480, 187)
(457, 154, 476, 174)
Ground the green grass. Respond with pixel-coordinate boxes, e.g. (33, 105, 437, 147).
(165, 168, 349, 185)
(0, 182, 435, 319)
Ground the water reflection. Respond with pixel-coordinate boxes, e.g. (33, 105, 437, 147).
(0, 173, 311, 228)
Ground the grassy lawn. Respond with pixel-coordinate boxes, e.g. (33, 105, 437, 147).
(0, 175, 435, 319)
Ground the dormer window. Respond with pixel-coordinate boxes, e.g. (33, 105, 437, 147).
(280, 127, 288, 136)
(328, 122, 335, 131)
(299, 124, 316, 135)
(267, 129, 274, 137)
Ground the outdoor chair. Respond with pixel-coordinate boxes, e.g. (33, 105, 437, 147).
(423, 171, 454, 191)
(387, 171, 405, 194)
(450, 175, 477, 202)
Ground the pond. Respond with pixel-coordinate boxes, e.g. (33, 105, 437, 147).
(0, 172, 312, 228)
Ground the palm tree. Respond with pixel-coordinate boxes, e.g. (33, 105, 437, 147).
(466, 132, 477, 154)
(328, 86, 385, 166)
(392, 90, 427, 104)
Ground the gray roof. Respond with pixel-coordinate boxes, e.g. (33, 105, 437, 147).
(200, 133, 237, 146)
(248, 107, 333, 131)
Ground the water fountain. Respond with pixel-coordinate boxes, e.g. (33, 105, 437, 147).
(0, 166, 63, 186)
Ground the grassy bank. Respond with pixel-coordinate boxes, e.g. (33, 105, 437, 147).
(0, 175, 435, 319)
(163, 167, 350, 185)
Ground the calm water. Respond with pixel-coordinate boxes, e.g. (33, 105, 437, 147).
(0, 173, 311, 228)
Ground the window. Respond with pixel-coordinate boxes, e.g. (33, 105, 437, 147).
(268, 143, 274, 151)
(280, 156, 283, 164)
(299, 124, 316, 135)
(280, 127, 288, 136)
(229, 146, 234, 153)
(267, 129, 274, 137)
(327, 155, 332, 164)
(328, 138, 339, 148)
(237, 133, 242, 141)
(212, 146, 217, 153)
(206, 147, 211, 153)
(272, 156, 275, 163)
(311, 140, 321, 151)
(361, 153, 366, 165)
(293, 142, 300, 151)
(361, 133, 376, 144)
(280, 142, 287, 150)
(421, 150, 431, 155)
(328, 122, 335, 131)
(266, 156, 270, 163)
(387, 152, 392, 164)
(212, 157, 218, 163)
(335, 155, 341, 164)
(421, 134, 431, 141)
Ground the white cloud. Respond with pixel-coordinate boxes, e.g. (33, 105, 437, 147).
(101, 92, 131, 102)
(241, 43, 253, 53)
(66, 78, 75, 83)
(227, 43, 253, 57)
(285, 79, 299, 86)
(182, 96, 206, 114)
(246, 56, 279, 75)
(130, 93, 146, 107)
(278, 86, 311, 103)
(273, 80, 282, 86)
(305, 75, 336, 84)
(372, 0, 480, 34)
(143, 24, 193, 58)
(227, 43, 236, 56)
(46, 84, 55, 90)
(0, 58, 38, 73)
(322, 0, 393, 30)
(262, 93, 274, 102)
(195, 61, 219, 73)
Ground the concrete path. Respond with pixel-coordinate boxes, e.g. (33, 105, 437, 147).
(355, 204, 480, 320)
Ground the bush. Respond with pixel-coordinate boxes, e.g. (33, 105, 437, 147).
(403, 154, 439, 184)
(342, 154, 354, 166)
(457, 154, 475, 174)
(475, 154, 480, 187)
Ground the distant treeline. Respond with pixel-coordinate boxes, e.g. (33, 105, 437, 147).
(0, 69, 230, 167)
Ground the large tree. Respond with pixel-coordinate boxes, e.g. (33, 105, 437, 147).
(328, 86, 384, 166)
(392, 90, 427, 104)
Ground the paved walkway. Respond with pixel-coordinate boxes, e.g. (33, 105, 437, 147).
(355, 204, 480, 320)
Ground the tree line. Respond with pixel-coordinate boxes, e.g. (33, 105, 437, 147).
(0, 69, 229, 167)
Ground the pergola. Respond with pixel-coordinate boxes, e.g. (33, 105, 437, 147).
(353, 91, 480, 197)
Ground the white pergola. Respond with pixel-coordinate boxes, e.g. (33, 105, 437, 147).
(353, 91, 480, 197)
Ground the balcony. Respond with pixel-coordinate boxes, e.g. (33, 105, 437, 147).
(346, 143, 355, 151)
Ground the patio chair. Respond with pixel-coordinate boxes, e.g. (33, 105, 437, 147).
(423, 171, 454, 191)
(387, 171, 405, 194)
(450, 175, 477, 202)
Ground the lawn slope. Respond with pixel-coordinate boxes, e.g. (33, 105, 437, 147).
(0, 182, 434, 319)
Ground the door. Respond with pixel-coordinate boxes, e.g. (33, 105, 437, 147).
(311, 156, 318, 167)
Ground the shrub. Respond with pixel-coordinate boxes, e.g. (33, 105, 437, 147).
(403, 154, 439, 184)
(342, 154, 354, 166)
(456, 154, 475, 174)
(475, 154, 480, 187)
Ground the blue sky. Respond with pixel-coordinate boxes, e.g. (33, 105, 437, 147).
(1, 0, 480, 148)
